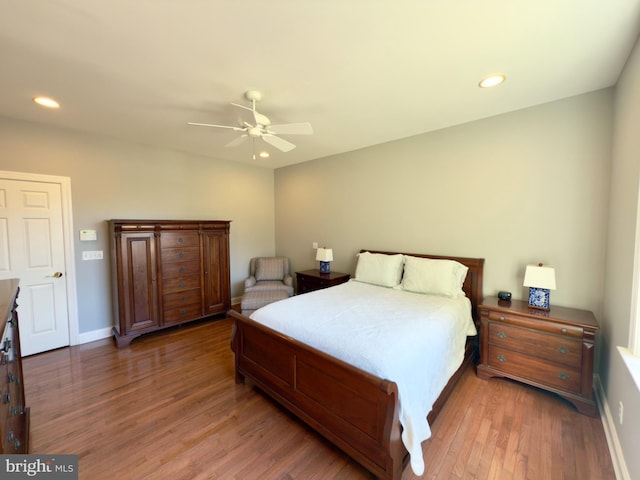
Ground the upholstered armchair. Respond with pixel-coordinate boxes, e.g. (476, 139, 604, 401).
(241, 257, 294, 315)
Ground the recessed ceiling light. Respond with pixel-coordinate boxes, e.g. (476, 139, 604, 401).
(33, 96, 60, 109)
(479, 74, 506, 88)
(259, 151, 270, 158)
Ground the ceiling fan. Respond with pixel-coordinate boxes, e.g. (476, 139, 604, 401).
(188, 90, 313, 157)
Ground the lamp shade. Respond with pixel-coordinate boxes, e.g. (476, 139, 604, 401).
(523, 264, 556, 290)
(316, 248, 333, 262)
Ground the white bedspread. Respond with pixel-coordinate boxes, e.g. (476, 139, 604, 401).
(250, 280, 476, 475)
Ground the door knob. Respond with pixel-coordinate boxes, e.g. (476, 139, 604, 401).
(52, 272, 63, 278)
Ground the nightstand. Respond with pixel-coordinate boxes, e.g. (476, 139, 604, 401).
(295, 270, 350, 294)
(477, 297, 599, 416)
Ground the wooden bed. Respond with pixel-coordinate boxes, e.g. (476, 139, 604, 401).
(229, 250, 484, 480)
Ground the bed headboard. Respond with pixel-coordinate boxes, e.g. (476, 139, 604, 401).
(361, 250, 485, 326)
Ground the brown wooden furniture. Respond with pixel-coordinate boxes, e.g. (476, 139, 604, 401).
(0, 279, 29, 453)
(477, 296, 598, 416)
(110, 220, 231, 347)
(229, 251, 484, 480)
(295, 269, 351, 294)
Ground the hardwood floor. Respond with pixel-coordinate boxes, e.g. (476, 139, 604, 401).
(22, 318, 615, 480)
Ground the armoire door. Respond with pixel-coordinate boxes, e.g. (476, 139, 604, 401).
(202, 228, 230, 315)
(114, 231, 159, 334)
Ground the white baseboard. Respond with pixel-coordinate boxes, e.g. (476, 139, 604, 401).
(594, 374, 630, 480)
(73, 305, 241, 347)
(75, 327, 113, 345)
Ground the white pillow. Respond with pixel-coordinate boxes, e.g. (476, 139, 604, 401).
(354, 252, 404, 287)
(401, 256, 468, 297)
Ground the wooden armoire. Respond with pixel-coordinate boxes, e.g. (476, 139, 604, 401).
(110, 220, 231, 347)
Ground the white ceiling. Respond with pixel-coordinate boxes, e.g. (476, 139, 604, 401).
(1, 1, 640, 169)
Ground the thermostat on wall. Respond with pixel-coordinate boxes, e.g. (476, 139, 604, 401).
(79, 229, 97, 241)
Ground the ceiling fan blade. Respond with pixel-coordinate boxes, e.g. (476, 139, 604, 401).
(262, 134, 296, 152)
(187, 122, 244, 132)
(231, 102, 271, 126)
(225, 135, 248, 148)
(268, 122, 313, 135)
(230, 102, 253, 113)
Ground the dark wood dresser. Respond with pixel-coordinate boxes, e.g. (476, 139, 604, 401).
(110, 220, 231, 347)
(295, 269, 350, 294)
(0, 279, 29, 453)
(477, 296, 598, 416)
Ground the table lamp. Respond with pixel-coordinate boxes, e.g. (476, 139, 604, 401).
(523, 263, 556, 310)
(316, 248, 333, 274)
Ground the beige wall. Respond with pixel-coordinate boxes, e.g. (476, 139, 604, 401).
(275, 90, 612, 318)
(0, 116, 276, 334)
(604, 32, 640, 480)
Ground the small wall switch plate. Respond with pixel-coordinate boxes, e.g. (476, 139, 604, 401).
(82, 250, 103, 261)
(80, 229, 97, 241)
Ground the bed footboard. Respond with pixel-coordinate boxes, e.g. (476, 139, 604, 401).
(229, 310, 407, 480)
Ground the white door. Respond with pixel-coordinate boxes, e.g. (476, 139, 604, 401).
(0, 177, 70, 356)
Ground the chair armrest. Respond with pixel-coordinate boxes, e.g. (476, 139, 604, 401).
(283, 275, 293, 287)
(244, 276, 257, 289)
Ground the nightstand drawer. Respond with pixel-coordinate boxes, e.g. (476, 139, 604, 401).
(488, 322, 582, 368)
(488, 346, 582, 393)
(295, 270, 350, 294)
(487, 310, 583, 339)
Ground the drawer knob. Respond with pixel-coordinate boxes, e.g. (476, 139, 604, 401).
(179, 267, 185, 273)
(558, 345, 569, 354)
(561, 327, 568, 333)
(497, 331, 507, 339)
(499, 316, 505, 321)
(178, 237, 184, 244)
(559, 372, 570, 381)
(180, 296, 186, 302)
(179, 281, 186, 288)
(497, 354, 507, 362)
(178, 252, 184, 258)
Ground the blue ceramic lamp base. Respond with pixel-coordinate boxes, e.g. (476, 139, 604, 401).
(319, 261, 331, 273)
(528, 287, 550, 310)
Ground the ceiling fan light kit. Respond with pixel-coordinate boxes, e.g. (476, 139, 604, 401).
(188, 90, 313, 158)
